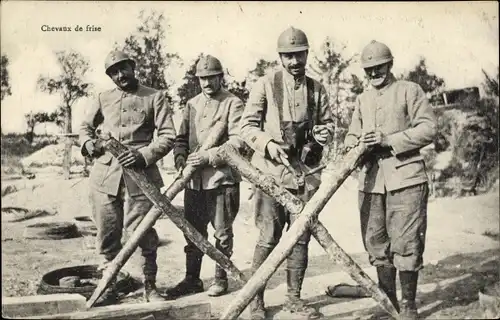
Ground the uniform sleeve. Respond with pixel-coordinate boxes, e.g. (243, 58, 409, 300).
(173, 102, 190, 163)
(207, 97, 245, 167)
(79, 93, 104, 156)
(318, 83, 335, 135)
(344, 96, 363, 148)
(386, 84, 437, 155)
(239, 77, 275, 156)
(138, 91, 176, 166)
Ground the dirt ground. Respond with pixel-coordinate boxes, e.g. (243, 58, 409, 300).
(1, 170, 499, 319)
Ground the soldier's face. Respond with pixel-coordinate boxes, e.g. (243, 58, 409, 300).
(107, 61, 135, 89)
(364, 62, 392, 88)
(280, 51, 308, 77)
(199, 74, 222, 96)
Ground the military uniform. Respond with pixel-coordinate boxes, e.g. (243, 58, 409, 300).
(343, 41, 437, 319)
(240, 27, 334, 318)
(80, 69, 175, 285)
(345, 73, 436, 271)
(166, 55, 244, 299)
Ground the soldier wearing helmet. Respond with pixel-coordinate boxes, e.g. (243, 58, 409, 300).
(164, 55, 245, 299)
(240, 27, 334, 320)
(79, 50, 176, 305)
(335, 40, 437, 319)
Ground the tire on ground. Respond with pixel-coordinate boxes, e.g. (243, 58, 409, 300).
(37, 264, 138, 299)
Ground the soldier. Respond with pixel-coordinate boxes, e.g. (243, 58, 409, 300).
(240, 27, 334, 319)
(164, 55, 244, 299)
(79, 50, 176, 305)
(339, 40, 437, 319)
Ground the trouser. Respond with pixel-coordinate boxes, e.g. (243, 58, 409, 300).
(359, 183, 429, 271)
(253, 187, 314, 298)
(91, 179, 159, 282)
(183, 184, 240, 279)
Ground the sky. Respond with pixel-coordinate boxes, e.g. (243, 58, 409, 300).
(1, 1, 498, 134)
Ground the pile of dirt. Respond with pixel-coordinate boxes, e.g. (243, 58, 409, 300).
(20, 144, 85, 169)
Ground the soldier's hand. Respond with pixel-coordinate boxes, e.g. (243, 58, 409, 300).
(175, 156, 186, 171)
(84, 140, 96, 157)
(266, 141, 290, 166)
(312, 125, 331, 145)
(362, 131, 389, 147)
(187, 151, 209, 167)
(117, 149, 146, 168)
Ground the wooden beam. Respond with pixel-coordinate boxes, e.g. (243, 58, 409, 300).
(216, 143, 399, 320)
(21, 300, 211, 320)
(87, 122, 247, 308)
(2, 294, 86, 318)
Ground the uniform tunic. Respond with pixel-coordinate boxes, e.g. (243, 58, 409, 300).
(173, 89, 244, 276)
(240, 69, 334, 297)
(344, 74, 437, 271)
(79, 84, 175, 279)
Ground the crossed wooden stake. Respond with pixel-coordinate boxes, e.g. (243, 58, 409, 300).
(88, 122, 400, 320)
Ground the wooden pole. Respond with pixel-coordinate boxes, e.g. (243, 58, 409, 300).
(87, 122, 247, 308)
(24, 300, 211, 320)
(217, 143, 399, 320)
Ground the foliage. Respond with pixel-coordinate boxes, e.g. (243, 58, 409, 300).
(434, 68, 499, 196)
(399, 57, 445, 95)
(1, 53, 12, 101)
(24, 111, 63, 143)
(177, 54, 203, 105)
(308, 38, 364, 155)
(116, 10, 179, 103)
(226, 79, 249, 103)
(1, 133, 59, 175)
(37, 50, 92, 178)
(37, 50, 93, 133)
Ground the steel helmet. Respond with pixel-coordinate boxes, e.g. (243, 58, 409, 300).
(195, 55, 224, 77)
(104, 50, 135, 74)
(277, 27, 309, 53)
(360, 40, 394, 69)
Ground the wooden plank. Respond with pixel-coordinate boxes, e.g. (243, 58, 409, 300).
(87, 122, 247, 308)
(2, 293, 86, 318)
(216, 143, 398, 320)
(21, 300, 211, 320)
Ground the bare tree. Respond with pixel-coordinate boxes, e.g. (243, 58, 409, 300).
(37, 50, 92, 179)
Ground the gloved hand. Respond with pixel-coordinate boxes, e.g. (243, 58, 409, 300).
(175, 156, 186, 171)
(116, 149, 146, 168)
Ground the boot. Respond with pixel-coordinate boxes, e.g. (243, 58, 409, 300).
(95, 280, 118, 307)
(249, 245, 272, 320)
(377, 266, 400, 313)
(207, 265, 228, 297)
(164, 253, 204, 300)
(282, 244, 321, 319)
(282, 269, 322, 319)
(143, 280, 165, 302)
(399, 271, 419, 320)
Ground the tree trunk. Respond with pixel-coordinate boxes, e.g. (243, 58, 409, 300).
(63, 105, 72, 180)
